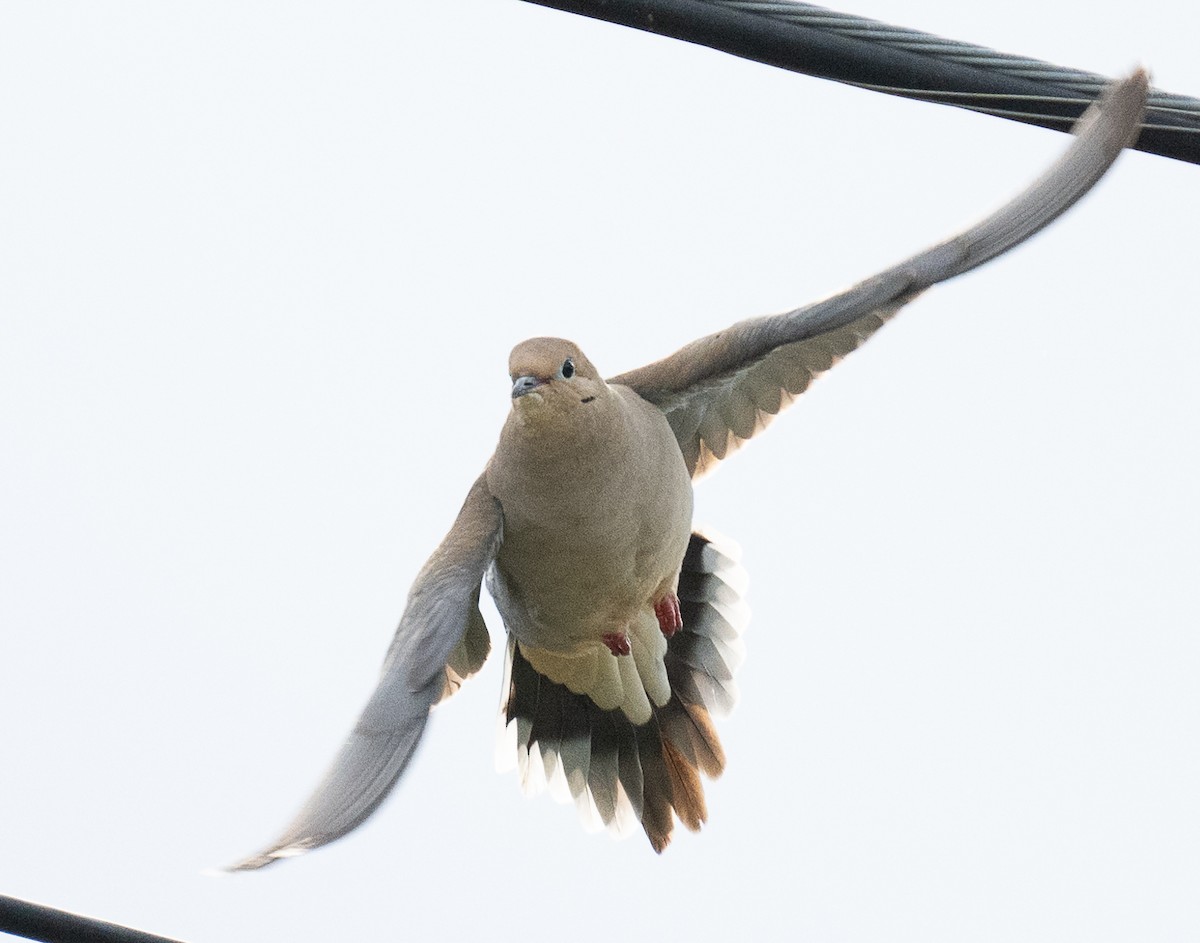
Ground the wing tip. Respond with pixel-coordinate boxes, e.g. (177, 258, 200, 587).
(1081, 67, 1149, 152)
(222, 852, 279, 874)
(223, 842, 310, 873)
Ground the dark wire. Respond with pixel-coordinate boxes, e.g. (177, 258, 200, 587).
(0, 895, 185, 943)
(517, 0, 1200, 165)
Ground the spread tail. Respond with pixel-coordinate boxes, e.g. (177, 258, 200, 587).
(496, 530, 749, 851)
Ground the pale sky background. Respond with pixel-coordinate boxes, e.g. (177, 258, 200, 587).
(2, 2, 1197, 941)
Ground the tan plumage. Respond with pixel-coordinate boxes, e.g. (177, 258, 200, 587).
(487, 338, 692, 725)
(229, 71, 1148, 870)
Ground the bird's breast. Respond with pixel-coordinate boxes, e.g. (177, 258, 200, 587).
(486, 388, 693, 649)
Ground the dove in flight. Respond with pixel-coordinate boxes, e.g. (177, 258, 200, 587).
(230, 70, 1148, 869)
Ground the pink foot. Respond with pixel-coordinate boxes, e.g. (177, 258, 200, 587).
(654, 593, 683, 639)
(602, 631, 632, 657)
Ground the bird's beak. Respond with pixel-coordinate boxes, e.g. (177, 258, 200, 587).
(512, 375, 547, 399)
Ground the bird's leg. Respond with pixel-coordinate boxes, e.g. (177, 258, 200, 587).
(602, 632, 632, 657)
(654, 593, 683, 639)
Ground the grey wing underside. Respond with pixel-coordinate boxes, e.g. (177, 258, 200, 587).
(229, 475, 502, 871)
(609, 71, 1148, 479)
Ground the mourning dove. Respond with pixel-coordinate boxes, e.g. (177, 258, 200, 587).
(230, 70, 1148, 869)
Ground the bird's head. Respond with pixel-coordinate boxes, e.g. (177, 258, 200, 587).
(507, 337, 606, 420)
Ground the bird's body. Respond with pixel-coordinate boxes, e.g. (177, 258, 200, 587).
(486, 339, 693, 724)
(229, 71, 1148, 870)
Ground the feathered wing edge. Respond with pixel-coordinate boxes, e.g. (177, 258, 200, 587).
(609, 70, 1149, 479)
(228, 474, 502, 871)
(496, 530, 749, 851)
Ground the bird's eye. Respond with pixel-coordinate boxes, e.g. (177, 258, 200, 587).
(560, 358, 576, 380)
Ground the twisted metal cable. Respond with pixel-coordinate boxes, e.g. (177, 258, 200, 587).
(729, 2, 1199, 124)
(0, 893, 186, 943)
(519, 0, 1200, 164)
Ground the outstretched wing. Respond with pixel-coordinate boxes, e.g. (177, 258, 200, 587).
(610, 71, 1148, 479)
(229, 474, 503, 870)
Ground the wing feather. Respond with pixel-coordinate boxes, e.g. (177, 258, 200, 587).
(610, 72, 1148, 479)
(229, 474, 502, 870)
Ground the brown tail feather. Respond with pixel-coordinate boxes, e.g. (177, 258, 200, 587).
(661, 738, 707, 834)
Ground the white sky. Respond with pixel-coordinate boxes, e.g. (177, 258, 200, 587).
(2, 2, 1197, 941)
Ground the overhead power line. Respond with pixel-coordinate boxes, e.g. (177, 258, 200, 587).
(0, 894, 185, 943)
(518, 0, 1200, 165)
